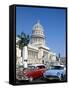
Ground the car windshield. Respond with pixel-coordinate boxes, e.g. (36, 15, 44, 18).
(28, 66, 35, 70)
(28, 65, 45, 69)
(50, 66, 64, 70)
(37, 66, 45, 69)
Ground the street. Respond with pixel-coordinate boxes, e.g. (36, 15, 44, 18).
(27, 76, 66, 83)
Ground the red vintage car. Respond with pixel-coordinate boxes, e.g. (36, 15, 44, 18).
(22, 64, 46, 81)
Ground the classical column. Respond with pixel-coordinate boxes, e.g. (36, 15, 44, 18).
(22, 46, 28, 68)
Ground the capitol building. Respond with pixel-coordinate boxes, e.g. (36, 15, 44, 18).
(16, 20, 56, 66)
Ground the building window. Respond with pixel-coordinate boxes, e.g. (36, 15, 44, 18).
(28, 50, 38, 60)
(43, 51, 48, 60)
(42, 60, 44, 64)
(49, 55, 52, 60)
(34, 52, 38, 59)
(21, 50, 23, 57)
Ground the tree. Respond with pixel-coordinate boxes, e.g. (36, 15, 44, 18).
(17, 32, 30, 68)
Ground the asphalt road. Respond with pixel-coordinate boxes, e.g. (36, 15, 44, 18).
(28, 76, 66, 83)
(16, 76, 66, 85)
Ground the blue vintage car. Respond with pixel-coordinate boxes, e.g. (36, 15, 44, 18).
(43, 65, 66, 81)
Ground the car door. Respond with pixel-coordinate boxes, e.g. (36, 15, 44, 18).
(31, 67, 41, 78)
(34, 66, 45, 78)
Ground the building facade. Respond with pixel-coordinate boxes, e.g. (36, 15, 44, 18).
(16, 20, 56, 66)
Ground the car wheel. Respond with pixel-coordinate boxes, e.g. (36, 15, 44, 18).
(29, 77, 33, 82)
(59, 74, 63, 81)
(61, 74, 64, 81)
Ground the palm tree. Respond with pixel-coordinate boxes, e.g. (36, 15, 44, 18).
(17, 32, 30, 68)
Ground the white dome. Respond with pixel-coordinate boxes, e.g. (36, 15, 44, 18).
(31, 20, 45, 46)
(33, 20, 44, 31)
(32, 20, 44, 38)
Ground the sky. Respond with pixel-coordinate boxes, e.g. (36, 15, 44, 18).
(16, 6, 66, 57)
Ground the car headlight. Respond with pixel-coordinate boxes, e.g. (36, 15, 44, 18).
(43, 72, 47, 77)
(57, 72, 60, 76)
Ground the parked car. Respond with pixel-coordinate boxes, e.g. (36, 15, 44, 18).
(43, 65, 66, 81)
(22, 64, 46, 81)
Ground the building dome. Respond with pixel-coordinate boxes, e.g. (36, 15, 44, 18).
(33, 20, 43, 31)
(31, 20, 46, 46)
(32, 20, 44, 38)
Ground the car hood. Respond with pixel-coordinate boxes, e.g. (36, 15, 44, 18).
(23, 69, 33, 75)
(44, 69, 62, 76)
